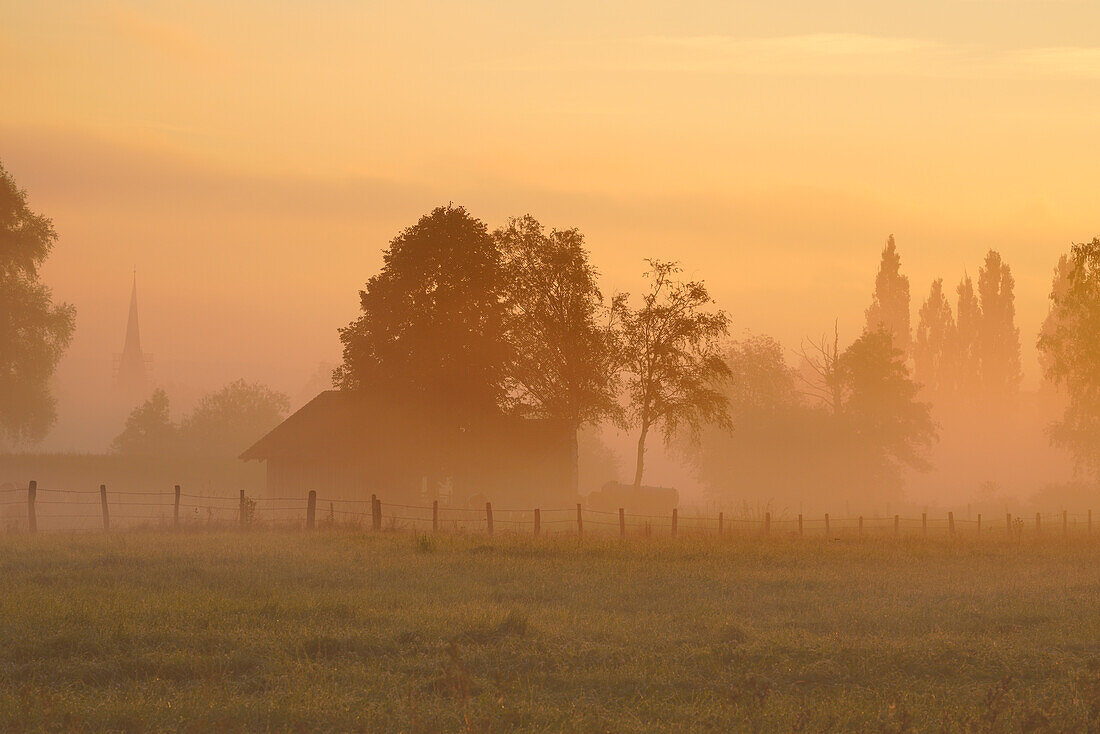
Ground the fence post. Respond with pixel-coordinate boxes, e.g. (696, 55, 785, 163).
(1063, 510, 1068, 536)
(486, 502, 494, 536)
(432, 500, 439, 533)
(824, 513, 830, 536)
(977, 513, 982, 536)
(798, 513, 803, 537)
(671, 508, 678, 537)
(534, 508, 540, 537)
(922, 513, 927, 537)
(948, 511, 955, 536)
(306, 490, 316, 529)
(100, 484, 109, 532)
(619, 507, 625, 538)
(173, 485, 181, 528)
(576, 503, 583, 538)
(372, 497, 382, 531)
(764, 511, 771, 537)
(27, 480, 37, 534)
(239, 489, 246, 528)
(1036, 512, 1041, 534)
(718, 512, 723, 535)
(894, 514, 900, 536)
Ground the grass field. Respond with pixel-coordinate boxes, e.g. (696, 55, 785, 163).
(3, 530, 1100, 732)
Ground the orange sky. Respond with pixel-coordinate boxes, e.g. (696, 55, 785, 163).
(3, 0, 1099, 450)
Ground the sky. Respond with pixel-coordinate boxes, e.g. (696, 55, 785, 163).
(2, 0, 1099, 452)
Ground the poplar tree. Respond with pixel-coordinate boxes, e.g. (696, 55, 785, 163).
(865, 235, 911, 357)
(913, 278, 956, 395)
(977, 250, 1022, 397)
(954, 274, 983, 399)
(0, 163, 76, 445)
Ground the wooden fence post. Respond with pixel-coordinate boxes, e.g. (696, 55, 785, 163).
(100, 484, 109, 532)
(824, 513, 830, 536)
(1036, 512, 1041, 534)
(619, 507, 625, 538)
(576, 503, 583, 538)
(486, 502, 494, 536)
(948, 511, 955, 536)
(671, 508, 678, 537)
(798, 513, 803, 537)
(977, 513, 982, 536)
(894, 514, 900, 536)
(239, 489, 246, 528)
(27, 480, 37, 534)
(372, 497, 382, 531)
(718, 512, 723, 536)
(432, 500, 439, 533)
(922, 512, 927, 537)
(764, 511, 771, 537)
(173, 485, 181, 529)
(306, 490, 316, 529)
(534, 508, 540, 537)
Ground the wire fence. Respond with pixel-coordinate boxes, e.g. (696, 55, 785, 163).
(2, 481, 1096, 540)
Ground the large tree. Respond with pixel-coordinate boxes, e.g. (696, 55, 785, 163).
(835, 329, 937, 496)
(1037, 238, 1100, 481)
(181, 379, 290, 457)
(1038, 254, 1073, 383)
(865, 235, 911, 357)
(495, 215, 624, 492)
(913, 278, 956, 396)
(954, 274, 983, 399)
(976, 250, 1022, 397)
(113, 381, 289, 457)
(621, 260, 730, 488)
(111, 388, 177, 456)
(335, 205, 510, 419)
(0, 163, 76, 445)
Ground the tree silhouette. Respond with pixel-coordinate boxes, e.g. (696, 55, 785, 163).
(1037, 238, 1100, 480)
(181, 379, 289, 457)
(865, 235, 911, 357)
(1038, 254, 1073, 384)
(0, 163, 76, 445)
(111, 389, 177, 456)
(976, 250, 1022, 398)
(335, 205, 510, 420)
(621, 260, 730, 488)
(836, 329, 936, 495)
(913, 278, 956, 396)
(495, 215, 625, 492)
(954, 274, 983, 399)
(113, 381, 289, 457)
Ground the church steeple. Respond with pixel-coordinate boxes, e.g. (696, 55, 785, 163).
(115, 271, 148, 395)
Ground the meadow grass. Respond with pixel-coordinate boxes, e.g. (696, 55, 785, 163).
(2, 529, 1100, 732)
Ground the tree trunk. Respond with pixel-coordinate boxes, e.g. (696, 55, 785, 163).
(569, 425, 580, 499)
(632, 421, 649, 489)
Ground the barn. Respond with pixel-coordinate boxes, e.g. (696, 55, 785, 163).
(240, 390, 575, 508)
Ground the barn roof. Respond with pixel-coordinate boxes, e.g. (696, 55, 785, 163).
(239, 390, 571, 462)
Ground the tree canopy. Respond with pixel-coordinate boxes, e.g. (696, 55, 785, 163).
(496, 214, 624, 429)
(335, 205, 509, 420)
(865, 235, 911, 357)
(0, 163, 76, 445)
(112, 381, 289, 457)
(1037, 238, 1100, 481)
(621, 260, 730, 488)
